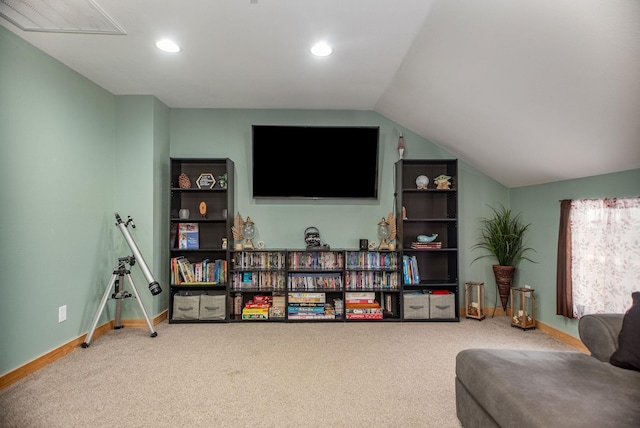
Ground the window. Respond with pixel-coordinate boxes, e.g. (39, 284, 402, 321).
(557, 197, 640, 318)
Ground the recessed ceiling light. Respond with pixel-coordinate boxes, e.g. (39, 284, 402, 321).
(310, 42, 332, 57)
(155, 39, 181, 53)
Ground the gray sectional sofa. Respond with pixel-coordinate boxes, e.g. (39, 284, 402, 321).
(455, 313, 640, 427)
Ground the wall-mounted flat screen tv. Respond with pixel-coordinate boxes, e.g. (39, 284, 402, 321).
(252, 125, 379, 199)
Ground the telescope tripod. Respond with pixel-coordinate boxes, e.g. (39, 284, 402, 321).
(82, 256, 157, 348)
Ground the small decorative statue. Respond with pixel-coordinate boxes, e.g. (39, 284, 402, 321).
(434, 174, 452, 190)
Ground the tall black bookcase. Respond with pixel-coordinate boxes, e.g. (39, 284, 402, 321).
(169, 158, 234, 323)
(395, 159, 459, 321)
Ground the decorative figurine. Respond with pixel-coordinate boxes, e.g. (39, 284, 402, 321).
(218, 173, 228, 189)
(304, 227, 322, 248)
(417, 234, 438, 243)
(434, 174, 452, 189)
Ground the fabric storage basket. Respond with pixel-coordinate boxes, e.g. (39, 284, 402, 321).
(430, 292, 455, 319)
(172, 295, 200, 320)
(199, 294, 226, 320)
(403, 292, 430, 319)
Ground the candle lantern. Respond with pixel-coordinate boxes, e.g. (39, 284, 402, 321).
(465, 281, 485, 320)
(510, 286, 536, 330)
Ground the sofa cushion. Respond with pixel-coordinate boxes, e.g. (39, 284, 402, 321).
(456, 348, 640, 428)
(578, 313, 623, 362)
(610, 292, 640, 371)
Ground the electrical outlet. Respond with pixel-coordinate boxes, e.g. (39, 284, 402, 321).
(58, 305, 67, 323)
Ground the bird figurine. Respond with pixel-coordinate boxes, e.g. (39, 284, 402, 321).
(417, 233, 438, 243)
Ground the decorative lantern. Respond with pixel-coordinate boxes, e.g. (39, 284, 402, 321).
(377, 217, 390, 250)
(510, 286, 536, 330)
(465, 281, 485, 320)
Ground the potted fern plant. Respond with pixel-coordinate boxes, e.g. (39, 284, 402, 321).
(472, 204, 536, 312)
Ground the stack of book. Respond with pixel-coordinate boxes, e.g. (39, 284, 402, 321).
(333, 298, 343, 318)
(288, 292, 335, 320)
(241, 295, 271, 320)
(345, 292, 383, 320)
(410, 241, 442, 249)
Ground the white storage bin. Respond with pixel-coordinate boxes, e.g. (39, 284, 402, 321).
(404, 293, 430, 319)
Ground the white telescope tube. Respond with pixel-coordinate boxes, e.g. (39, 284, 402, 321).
(115, 213, 162, 295)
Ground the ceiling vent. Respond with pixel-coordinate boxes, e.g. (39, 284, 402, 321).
(0, 0, 126, 34)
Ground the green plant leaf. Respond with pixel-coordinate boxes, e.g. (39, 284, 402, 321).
(471, 204, 536, 266)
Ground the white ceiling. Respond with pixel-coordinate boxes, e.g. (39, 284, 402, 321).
(2, 0, 639, 188)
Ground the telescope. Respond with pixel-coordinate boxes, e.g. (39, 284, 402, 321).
(115, 213, 162, 296)
(82, 213, 161, 347)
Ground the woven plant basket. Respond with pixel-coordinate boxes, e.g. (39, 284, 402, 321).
(492, 265, 515, 311)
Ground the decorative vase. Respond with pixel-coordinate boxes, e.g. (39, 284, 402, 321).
(492, 265, 515, 312)
(179, 208, 190, 220)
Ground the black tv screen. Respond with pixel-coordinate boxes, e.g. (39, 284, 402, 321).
(252, 125, 379, 199)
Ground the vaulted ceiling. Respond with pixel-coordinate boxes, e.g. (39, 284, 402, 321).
(2, 0, 639, 187)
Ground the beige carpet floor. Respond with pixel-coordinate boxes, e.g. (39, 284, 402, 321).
(0, 316, 579, 428)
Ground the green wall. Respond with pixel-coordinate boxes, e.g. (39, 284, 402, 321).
(510, 169, 640, 337)
(1, 26, 116, 374)
(0, 27, 168, 377)
(114, 96, 169, 319)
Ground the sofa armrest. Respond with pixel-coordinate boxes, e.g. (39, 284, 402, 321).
(578, 313, 623, 362)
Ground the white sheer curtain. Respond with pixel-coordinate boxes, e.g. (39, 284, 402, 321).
(571, 197, 640, 317)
